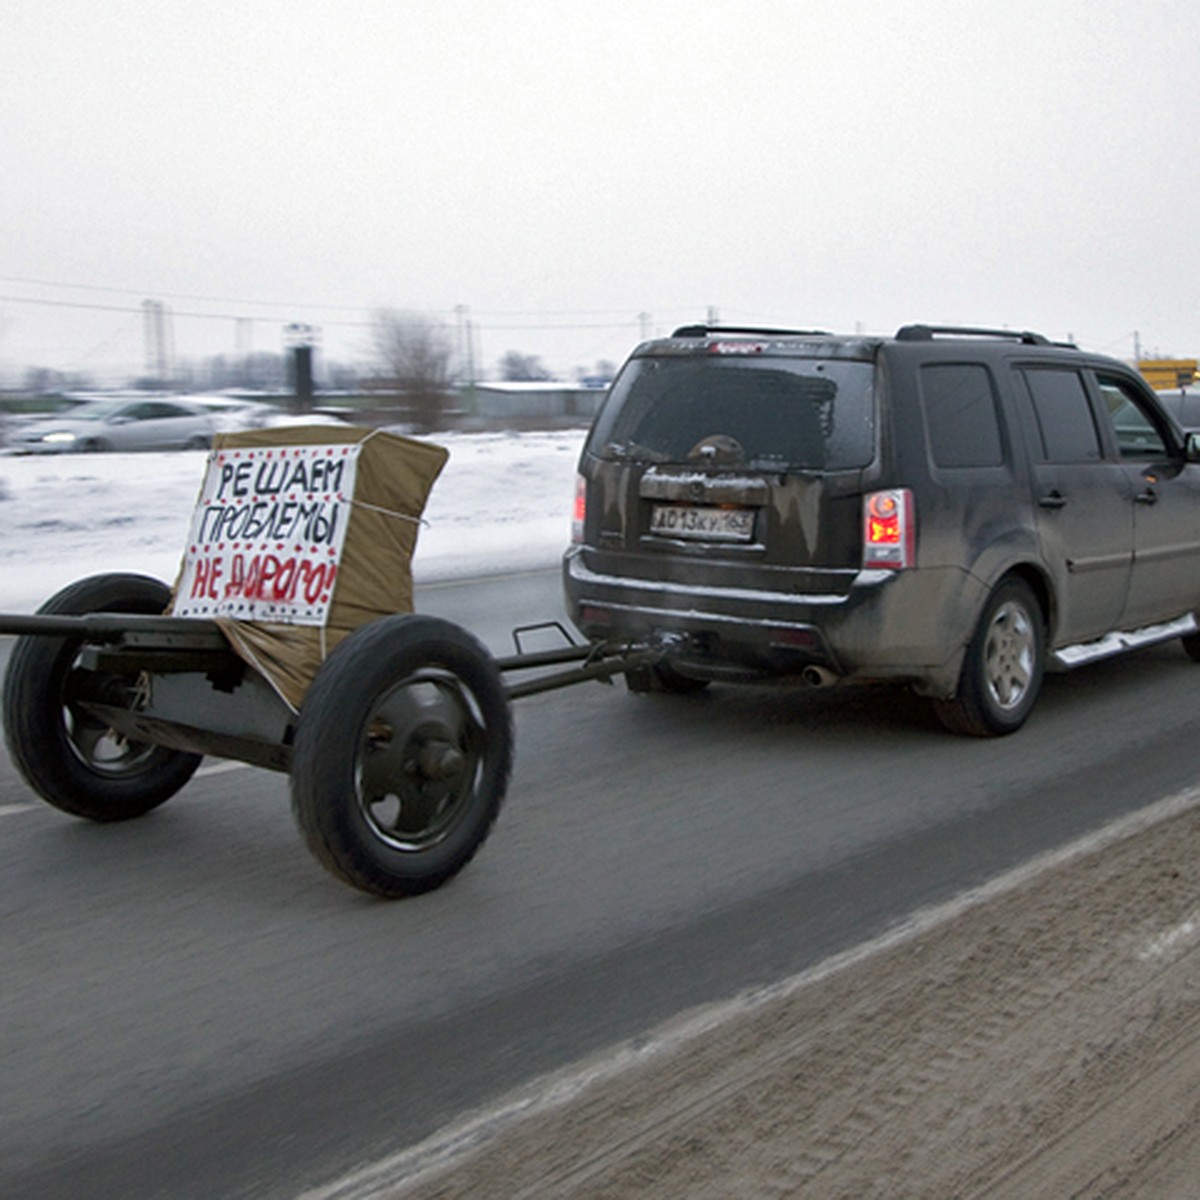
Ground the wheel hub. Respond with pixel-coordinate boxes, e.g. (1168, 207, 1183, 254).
(984, 600, 1035, 711)
(358, 676, 482, 851)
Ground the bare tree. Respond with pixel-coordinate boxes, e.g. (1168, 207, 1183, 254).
(499, 350, 554, 382)
(370, 309, 454, 432)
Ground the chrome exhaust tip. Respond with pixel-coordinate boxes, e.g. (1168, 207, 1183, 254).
(802, 665, 838, 688)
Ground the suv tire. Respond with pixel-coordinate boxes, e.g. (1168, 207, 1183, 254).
(934, 578, 1045, 737)
(1181, 626, 1200, 663)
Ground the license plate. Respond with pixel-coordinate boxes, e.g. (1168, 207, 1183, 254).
(650, 504, 754, 542)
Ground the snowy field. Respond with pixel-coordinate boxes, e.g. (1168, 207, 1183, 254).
(0, 429, 586, 613)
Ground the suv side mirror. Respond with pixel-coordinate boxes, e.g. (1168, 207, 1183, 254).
(1186, 431, 1200, 463)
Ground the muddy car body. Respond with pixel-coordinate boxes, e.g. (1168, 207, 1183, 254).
(563, 324, 1200, 734)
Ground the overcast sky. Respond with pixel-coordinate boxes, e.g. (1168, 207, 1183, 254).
(4, 0, 1199, 384)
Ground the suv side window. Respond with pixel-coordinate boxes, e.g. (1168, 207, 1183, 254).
(1093, 374, 1169, 458)
(920, 363, 1004, 467)
(1019, 368, 1103, 463)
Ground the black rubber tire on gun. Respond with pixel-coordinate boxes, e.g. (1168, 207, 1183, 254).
(2, 573, 203, 820)
(290, 614, 513, 899)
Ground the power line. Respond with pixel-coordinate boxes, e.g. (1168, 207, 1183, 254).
(0, 292, 373, 328)
(0, 274, 368, 314)
(0, 292, 146, 317)
(0, 275, 709, 326)
(0, 275, 687, 323)
(0, 292, 657, 335)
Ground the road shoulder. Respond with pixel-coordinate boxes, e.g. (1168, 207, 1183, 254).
(313, 789, 1200, 1200)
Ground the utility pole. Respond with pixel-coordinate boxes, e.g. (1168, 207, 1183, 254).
(454, 304, 478, 414)
(455, 305, 477, 385)
(142, 299, 171, 390)
(236, 318, 253, 387)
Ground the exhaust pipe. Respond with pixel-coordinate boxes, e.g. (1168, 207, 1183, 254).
(802, 665, 838, 688)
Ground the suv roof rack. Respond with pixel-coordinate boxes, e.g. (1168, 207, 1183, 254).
(671, 324, 832, 339)
(895, 324, 1061, 346)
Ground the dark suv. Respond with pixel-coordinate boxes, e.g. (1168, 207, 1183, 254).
(563, 324, 1200, 735)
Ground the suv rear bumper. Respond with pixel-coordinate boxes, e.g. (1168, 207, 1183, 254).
(562, 547, 982, 695)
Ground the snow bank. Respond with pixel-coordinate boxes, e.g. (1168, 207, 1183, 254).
(0, 429, 586, 613)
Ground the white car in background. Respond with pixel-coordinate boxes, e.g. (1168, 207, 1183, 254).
(190, 396, 278, 433)
(7, 397, 215, 453)
(191, 395, 350, 433)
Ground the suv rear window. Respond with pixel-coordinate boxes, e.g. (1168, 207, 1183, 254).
(586, 356, 875, 470)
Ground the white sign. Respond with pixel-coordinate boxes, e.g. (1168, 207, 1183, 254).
(173, 442, 362, 625)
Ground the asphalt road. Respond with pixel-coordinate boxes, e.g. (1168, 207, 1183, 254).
(2, 567, 1199, 1198)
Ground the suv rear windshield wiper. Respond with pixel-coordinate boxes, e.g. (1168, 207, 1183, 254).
(601, 440, 670, 463)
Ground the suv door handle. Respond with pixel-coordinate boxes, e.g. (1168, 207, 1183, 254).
(1038, 491, 1067, 509)
(1136, 488, 1158, 505)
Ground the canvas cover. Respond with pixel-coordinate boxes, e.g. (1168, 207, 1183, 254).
(171, 425, 449, 709)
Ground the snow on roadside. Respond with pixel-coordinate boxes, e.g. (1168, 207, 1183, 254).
(0, 429, 586, 613)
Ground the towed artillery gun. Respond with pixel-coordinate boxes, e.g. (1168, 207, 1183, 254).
(0, 427, 652, 897)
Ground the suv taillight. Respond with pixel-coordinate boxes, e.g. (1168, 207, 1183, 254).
(571, 474, 587, 543)
(863, 488, 914, 569)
